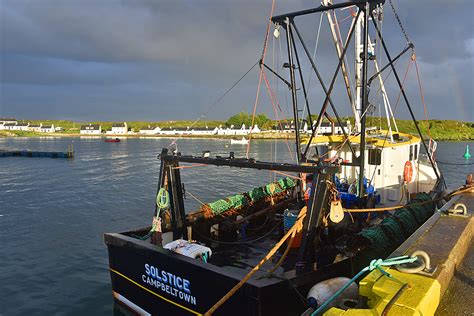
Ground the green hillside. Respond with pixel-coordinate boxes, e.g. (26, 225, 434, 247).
(2, 117, 473, 140)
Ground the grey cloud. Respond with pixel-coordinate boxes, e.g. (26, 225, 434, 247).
(0, 0, 473, 122)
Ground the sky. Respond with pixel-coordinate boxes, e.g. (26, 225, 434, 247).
(1, 0, 473, 123)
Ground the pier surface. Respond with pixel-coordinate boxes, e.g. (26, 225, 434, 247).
(436, 191, 474, 315)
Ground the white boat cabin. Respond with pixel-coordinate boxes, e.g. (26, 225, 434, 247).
(305, 130, 439, 206)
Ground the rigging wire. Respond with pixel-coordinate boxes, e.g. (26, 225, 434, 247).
(246, 0, 277, 159)
(166, 61, 258, 148)
(388, 0, 411, 44)
(413, 56, 432, 139)
(262, 70, 295, 159)
(368, 57, 413, 185)
(300, 13, 324, 127)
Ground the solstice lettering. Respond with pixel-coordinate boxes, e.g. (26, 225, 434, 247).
(142, 263, 196, 305)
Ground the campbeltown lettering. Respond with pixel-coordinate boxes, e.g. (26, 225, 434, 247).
(142, 263, 197, 305)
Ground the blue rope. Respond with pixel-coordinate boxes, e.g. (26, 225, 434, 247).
(310, 255, 418, 315)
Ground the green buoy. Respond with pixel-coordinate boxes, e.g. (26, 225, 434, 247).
(464, 145, 471, 159)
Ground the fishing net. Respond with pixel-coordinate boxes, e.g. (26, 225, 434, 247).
(379, 217, 405, 245)
(278, 177, 297, 190)
(208, 199, 233, 215)
(227, 194, 248, 209)
(356, 193, 435, 266)
(248, 187, 267, 202)
(201, 177, 297, 217)
(265, 183, 283, 195)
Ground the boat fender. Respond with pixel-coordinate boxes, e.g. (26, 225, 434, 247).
(403, 161, 413, 183)
(306, 277, 358, 311)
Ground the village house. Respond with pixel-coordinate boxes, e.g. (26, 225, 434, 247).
(0, 118, 17, 129)
(39, 124, 55, 133)
(28, 124, 41, 132)
(139, 126, 161, 135)
(3, 122, 30, 131)
(272, 120, 296, 133)
(309, 121, 351, 135)
(108, 122, 128, 134)
(80, 124, 102, 135)
(158, 127, 188, 135)
(2, 123, 17, 130)
(216, 124, 260, 135)
(186, 126, 218, 135)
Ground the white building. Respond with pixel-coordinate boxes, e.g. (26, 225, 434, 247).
(28, 124, 42, 132)
(217, 124, 260, 135)
(158, 127, 188, 135)
(80, 124, 102, 135)
(186, 126, 218, 135)
(139, 126, 161, 135)
(5, 122, 30, 131)
(308, 121, 351, 135)
(109, 122, 128, 134)
(39, 124, 55, 133)
(2, 123, 17, 130)
(273, 121, 296, 133)
(0, 118, 17, 129)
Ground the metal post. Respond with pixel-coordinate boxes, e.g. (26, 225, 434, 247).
(299, 10, 361, 158)
(296, 172, 331, 273)
(292, 21, 359, 159)
(285, 18, 302, 163)
(358, 2, 370, 198)
(289, 27, 313, 131)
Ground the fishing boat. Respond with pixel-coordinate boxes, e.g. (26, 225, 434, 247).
(104, 1, 450, 315)
(105, 138, 121, 143)
(230, 137, 249, 145)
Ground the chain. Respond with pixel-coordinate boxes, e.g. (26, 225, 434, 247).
(388, 0, 411, 45)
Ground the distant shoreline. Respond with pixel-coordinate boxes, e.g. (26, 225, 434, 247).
(0, 130, 472, 141)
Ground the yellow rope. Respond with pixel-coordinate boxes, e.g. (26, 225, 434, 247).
(203, 185, 472, 314)
(204, 206, 307, 315)
(265, 219, 299, 276)
(343, 185, 473, 213)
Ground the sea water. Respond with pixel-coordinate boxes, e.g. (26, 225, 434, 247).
(0, 137, 472, 315)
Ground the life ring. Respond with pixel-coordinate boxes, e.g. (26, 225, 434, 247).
(403, 161, 413, 183)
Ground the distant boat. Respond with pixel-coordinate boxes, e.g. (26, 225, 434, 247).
(230, 137, 249, 145)
(105, 138, 120, 143)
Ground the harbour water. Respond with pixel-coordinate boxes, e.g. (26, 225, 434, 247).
(0, 137, 472, 315)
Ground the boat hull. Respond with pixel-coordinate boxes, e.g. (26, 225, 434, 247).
(104, 233, 346, 316)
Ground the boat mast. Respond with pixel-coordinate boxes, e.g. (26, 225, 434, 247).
(355, 6, 364, 133)
(284, 17, 302, 164)
(357, 1, 370, 198)
(323, 0, 360, 129)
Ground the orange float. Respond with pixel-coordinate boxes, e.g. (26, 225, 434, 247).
(404, 161, 413, 183)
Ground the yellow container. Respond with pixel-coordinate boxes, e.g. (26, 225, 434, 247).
(324, 268, 440, 316)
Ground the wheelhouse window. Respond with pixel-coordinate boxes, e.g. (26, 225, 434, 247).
(368, 148, 382, 165)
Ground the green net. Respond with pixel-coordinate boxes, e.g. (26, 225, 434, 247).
(248, 187, 266, 202)
(356, 193, 435, 267)
(265, 183, 283, 195)
(208, 199, 232, 215)
(394, 209, 419, 237)
(380, 217, 405, 245)
(206, 177, 297, 215)
(278, 177, 297, 190)
(227, 194, 248, 209)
